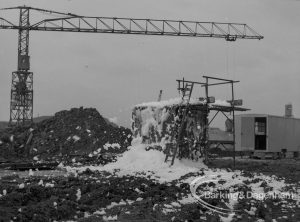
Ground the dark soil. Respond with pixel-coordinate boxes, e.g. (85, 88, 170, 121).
(0, 171, 212, 222)
(207, 158, 300, 183)
(0, 169, 299, 222)
(0, 107, 132, 165)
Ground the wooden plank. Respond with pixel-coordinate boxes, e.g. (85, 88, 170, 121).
(0, 162, 59, 170)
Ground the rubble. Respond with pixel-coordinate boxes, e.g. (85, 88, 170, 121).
(0, 107, 132, 165)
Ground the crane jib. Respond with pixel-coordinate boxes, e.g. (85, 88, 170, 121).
(0, 6, 263, 126)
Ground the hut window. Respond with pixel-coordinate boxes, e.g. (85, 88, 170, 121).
(255, 117, 266, 134)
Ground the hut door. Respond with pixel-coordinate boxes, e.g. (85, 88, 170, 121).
(241, 117, 255, 150)
(254, 117, 267, 150)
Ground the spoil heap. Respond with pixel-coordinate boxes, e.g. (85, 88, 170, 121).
(0, 107, 132, 164)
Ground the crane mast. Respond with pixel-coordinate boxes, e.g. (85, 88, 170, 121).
(4, 8, 33, 125)
(0, 6, 263, 125)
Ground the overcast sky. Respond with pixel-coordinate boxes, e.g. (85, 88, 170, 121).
(0, 0, 299, 128)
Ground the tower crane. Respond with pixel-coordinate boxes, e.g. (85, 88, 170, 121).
(0, 6, 263, 125)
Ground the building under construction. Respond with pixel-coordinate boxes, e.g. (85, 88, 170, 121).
(132, 76, 249, 165)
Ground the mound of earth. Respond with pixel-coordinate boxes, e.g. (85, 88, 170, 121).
(0, 107, 132, 164)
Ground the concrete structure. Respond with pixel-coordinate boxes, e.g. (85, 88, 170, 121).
(235, 114, 300, 158)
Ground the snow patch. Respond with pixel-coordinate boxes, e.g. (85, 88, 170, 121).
(108, 117, 118, 124)
(135, 97, 233, 108)
(72, 135, 80, 142)
(103, 143, 121, 150)
(67, 138, 200, 182)
(135, 97, 200, 108)
(94, 209, 106, 215)
(76, 189, 81, 201)
(38, 180, 44, 186)
(103, 215, 118, 221)
(45, 183, 54, 188)
(28, 169, 34, 176)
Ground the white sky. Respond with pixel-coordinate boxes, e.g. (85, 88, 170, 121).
(0, 0, 299, 128)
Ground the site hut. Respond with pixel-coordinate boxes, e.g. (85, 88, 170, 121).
(234, 104, 300, 159)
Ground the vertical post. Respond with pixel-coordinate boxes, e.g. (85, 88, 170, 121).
(182, 77, 185, 96)
(9, 7, 33, 126)
(203, 77, 209, 163)
(157, 90, 163, 102)
(231, 82, 236, 168)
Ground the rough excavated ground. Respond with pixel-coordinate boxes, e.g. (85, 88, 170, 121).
(0, 107, 132, 165)
(0, 108, 299, 222)
(0, 143, 299, 222)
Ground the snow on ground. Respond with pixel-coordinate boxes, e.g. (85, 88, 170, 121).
(72, 135, 80, 142)
(65, 138, 297, 197)
(66, 138, 200, 182)
(64, 138, 300, 221)
(102, 143, 199, 182)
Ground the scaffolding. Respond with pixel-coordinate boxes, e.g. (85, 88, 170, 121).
(175, 76, 249, 167)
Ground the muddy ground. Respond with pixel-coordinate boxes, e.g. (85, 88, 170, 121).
(207, 158, 300, 184)
(0, 158, 299, 222)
